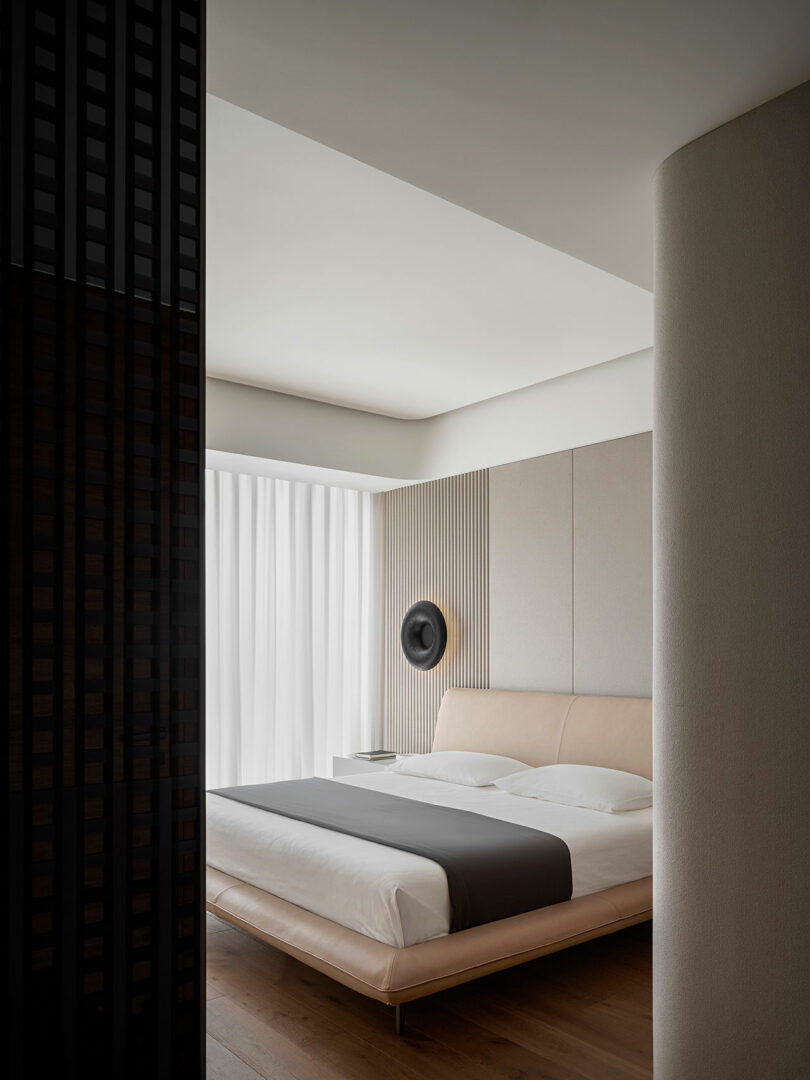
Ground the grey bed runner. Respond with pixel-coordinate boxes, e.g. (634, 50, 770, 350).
(210, 778, 572, 932)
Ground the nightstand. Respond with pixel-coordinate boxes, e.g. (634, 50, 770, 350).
(332, 755, 404, 777)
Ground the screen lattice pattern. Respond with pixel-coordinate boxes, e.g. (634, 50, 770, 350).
(1, 2, 204, 1076)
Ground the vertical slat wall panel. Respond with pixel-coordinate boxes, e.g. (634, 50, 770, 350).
(382, 471, 489, 752)
(0, 2, 204, 1077)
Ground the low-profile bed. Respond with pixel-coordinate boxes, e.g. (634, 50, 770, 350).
(206, 688, 653, 1032)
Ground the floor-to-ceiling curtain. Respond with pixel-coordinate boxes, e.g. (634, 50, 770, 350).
(205, 469, 381, 787)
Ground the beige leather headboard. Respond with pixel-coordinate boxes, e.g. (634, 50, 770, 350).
(432, 689, 652, 779)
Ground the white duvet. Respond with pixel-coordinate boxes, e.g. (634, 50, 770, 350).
(206, 772, 652, 947)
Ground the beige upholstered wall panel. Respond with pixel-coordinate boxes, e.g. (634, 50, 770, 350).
(490, 452, 573, 692)
(573, 433, 652, 696)
(382, 471, 489, 752)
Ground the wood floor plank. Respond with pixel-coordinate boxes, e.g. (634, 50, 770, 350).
(428, 995, 650, 1080)
(439, 935, 653, 1075)
(209, 991, 439, 1080)
(208, 929, 495, 1080)
(208, 994, 345, 1080)
(499, 994, 653, 1073)
(407, 1001, 590, 1080)
(206, 918, 653, 1080)
(207, 1034, 266, 1080)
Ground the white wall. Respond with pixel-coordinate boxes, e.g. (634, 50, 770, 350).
(207, 347, 652, 485)
(204, 450, 410, 493)
(425, 349, 652, 478)
(206, 377, 419, 479)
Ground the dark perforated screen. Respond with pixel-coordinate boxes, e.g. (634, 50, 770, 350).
(1, 2, 205, 1076)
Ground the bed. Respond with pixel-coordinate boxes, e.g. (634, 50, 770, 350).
(206, 688, 653, 1032)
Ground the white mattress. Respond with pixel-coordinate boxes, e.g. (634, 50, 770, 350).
(206, 772, 652, 947)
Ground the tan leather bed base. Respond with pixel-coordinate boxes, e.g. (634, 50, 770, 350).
(207, 866, 652, 1006)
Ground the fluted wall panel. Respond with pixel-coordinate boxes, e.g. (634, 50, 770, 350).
(382, 471, 489, 752)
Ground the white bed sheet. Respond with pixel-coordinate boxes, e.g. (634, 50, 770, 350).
(206, 772, 652, 947)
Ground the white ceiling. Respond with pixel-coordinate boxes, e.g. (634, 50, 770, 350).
(207, 96, 652, 418)
(206, 1, 810, 419)
(208, 0, 810, 289)
(206, 348, 653, 484)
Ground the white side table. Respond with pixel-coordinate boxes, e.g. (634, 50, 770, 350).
(332, 755, 404, 777)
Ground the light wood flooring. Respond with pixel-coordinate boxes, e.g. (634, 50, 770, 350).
(206, 912, 653, 1080)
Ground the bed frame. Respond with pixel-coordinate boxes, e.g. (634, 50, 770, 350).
(206, 688, 653, 1034)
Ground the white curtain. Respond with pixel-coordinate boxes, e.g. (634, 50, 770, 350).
(205, 469, 381, 788)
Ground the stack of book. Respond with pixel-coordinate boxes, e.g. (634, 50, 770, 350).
(352, 750, 397, 761)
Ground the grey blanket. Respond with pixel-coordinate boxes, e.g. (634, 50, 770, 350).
(210, 778, 572, 932)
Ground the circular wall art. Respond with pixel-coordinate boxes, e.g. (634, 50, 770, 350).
(400, 601, 447, 670)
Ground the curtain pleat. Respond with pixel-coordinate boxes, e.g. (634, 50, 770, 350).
(205, 470, 380, 787)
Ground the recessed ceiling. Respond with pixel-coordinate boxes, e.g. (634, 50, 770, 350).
(208, 0, 810, 290)
(207, 96, 652, 418)
(206, 1, 810, 419)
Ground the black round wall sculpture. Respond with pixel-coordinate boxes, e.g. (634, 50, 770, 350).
(400, 601, 448, 671)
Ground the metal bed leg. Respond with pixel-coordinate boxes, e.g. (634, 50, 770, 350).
(395, 1003, 406, 1036)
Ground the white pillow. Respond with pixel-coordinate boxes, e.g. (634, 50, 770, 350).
(494, 764, 652, 812)
(387, 750, 530, 787)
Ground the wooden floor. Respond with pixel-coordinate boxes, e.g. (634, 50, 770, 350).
(206, 913, 652, 1080)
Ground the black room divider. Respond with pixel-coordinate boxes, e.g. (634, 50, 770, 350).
(1, 2, 205, 1075)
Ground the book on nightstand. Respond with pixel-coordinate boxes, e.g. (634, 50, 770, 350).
(352, 750, 397, 761)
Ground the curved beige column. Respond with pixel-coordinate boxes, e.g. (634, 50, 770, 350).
(654, 83, 810, 1078)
